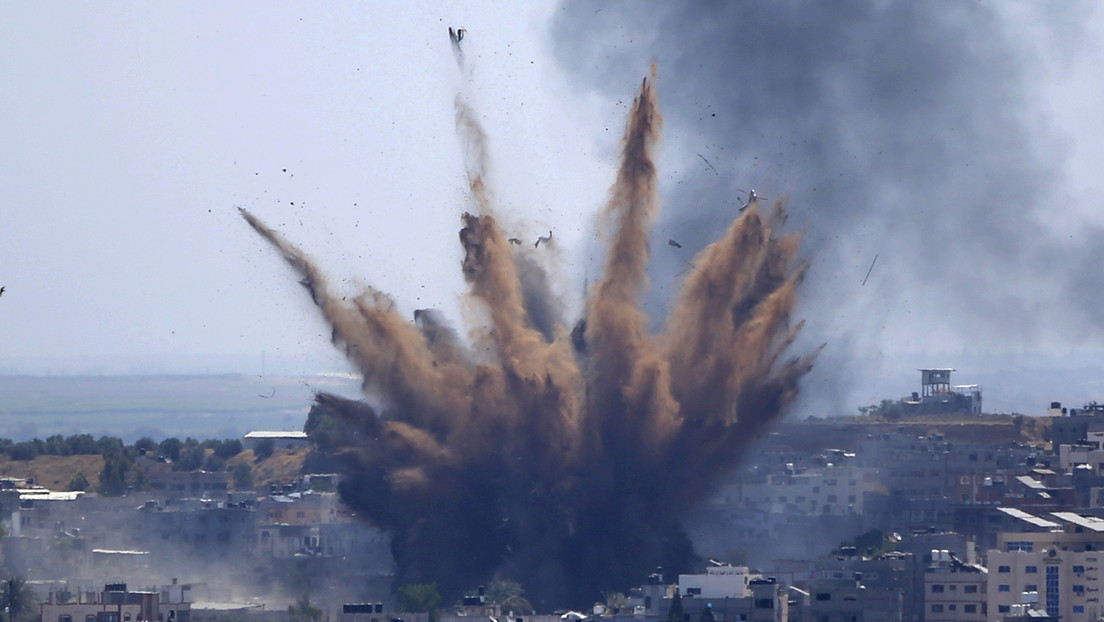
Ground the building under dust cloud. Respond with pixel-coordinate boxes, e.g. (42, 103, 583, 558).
(241, 70, 816, 608)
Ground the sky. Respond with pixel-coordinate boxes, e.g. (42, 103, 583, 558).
(2, 2, 1104, 416)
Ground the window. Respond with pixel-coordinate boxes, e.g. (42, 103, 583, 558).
(1074, 606, 1085, 613)
(815, 593, 831, 602)
(1026, 565, 1038, 574)
(961, 475, 970, 484)
(948, 605, 956, 612)
(964, 585, 978, 593)
(1025, 584, 1038, 592)
(687, 588, 702, 596)
(1074, 585, 1085, 594)
(999, 585, 1010, 592)
(931, 605, 944, 613)
(1074, 565, 1086, 574)
(964, 604, 977, 613)
(754, 599, 773, 609)
(59, 617, 72, 622)
(998, 565, 1011, 573)
(931, 584, 945, 593)
(998, 606, 1010, 613)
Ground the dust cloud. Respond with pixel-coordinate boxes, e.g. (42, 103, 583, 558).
(241, 67, 815, 607)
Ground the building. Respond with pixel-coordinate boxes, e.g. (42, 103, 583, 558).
(678, 563, 755, 598)
(735, 465, 881, 516)
(40, 582, 192, 622)
(1049, 402, 1104, 448)
(902, 369, 982, 415)
(924, 551, 987, 622)
(986, 523, 1104, 622)
(243, 431, 309, 451)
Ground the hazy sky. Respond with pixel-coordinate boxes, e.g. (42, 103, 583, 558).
(3, 2, 1104, 415)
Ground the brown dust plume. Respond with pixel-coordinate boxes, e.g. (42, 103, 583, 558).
(241, 71, 816, 608)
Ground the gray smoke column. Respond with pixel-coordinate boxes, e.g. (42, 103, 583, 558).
(241, 70, 815, 607)
(551, 1, 1101, 411)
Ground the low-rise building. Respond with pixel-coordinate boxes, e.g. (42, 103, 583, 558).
(40, 582, 192, 622)
(924, 551, 987, 622)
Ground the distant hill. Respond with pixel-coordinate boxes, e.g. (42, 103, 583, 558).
(0, 447, 309, 493)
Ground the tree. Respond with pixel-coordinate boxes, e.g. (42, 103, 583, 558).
(67, 471, 90, 492)
(399, 583, 441, 622)
(253, 438, 275, 462)
(159, 437, 183, 462)
(230, 463, 254, 490)
(96, 436, 125, 458)
(8, 442, 37, 461)
(0, 576, 36, 622)
(175, 444, 205, 471)
(133, 436, 159, 456)
(214, 439, 243, 460)
(66, 434, 98, 455)
(98, 456, 131, 496)
(44, 434, 72, 456)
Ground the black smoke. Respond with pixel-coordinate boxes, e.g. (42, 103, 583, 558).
(551, 1, 1101, 412)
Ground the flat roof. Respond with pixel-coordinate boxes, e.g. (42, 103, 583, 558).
(995, 507, 1060, 529)
(1051, 512, 1104, 532)
(1016, 475, 1047, 490)
(244, 431, 308, 439)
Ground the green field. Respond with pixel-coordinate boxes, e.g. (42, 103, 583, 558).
(0, 373, 362, 441)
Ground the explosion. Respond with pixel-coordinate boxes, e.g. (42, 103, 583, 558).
(240, 66, 815, 607)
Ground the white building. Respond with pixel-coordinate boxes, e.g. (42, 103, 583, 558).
(242, 430, 309, 450)
(925, 550, 988, 622)
(986, 524, 1104, 622)
(679, 563, 757, 598)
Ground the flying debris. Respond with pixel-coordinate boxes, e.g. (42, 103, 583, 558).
(448, 26, 466, 68)
(259, 389, 276, 399)
(862, 254, 879, 286)
(737, 188, 768, 212)
(0, 286, 5, 296)
(240, 67, 815, 608)
(508, 237, 521, 245)
(668, 239, 683, 249)
(534, 230, 552, 248)
(697, 153, 719, 176)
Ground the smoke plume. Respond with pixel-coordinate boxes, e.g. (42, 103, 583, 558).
(241, 70, 813, 607)
(551, 1, 1101, 413)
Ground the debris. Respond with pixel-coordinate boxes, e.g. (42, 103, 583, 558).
(737, 188, 767, 212)
(668, 239, 683, 249)
(534, 231, 552, 248)
(862, 254, 879, 286)
(697, 153, 719, 176)
(508, 237, 521, 245)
